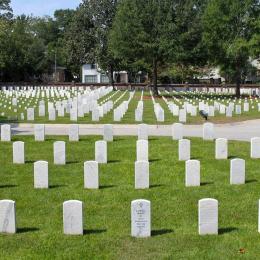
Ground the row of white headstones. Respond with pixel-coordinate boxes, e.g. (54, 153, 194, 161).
(1, 198, 260, 237)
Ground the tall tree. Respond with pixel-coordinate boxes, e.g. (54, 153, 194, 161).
(0, 0, 12, 19)
(202, 0, 260, 96)
(109, 0, 207, 94)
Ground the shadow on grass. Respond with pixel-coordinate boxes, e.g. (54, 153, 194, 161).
(191, 157, 202, 160)
(151, 229, 173, 236)
(17, 227, 39, 233)
(67, 161, 80, 165)
(0, 184, 18, 188)
(84, 229, 106, 235)
(49, 185, 67, 189)
(228, 156, 238, 159)
(219, 227, 238, 235)
(150, 184, 165, 188)
(100, 185, 115, 190)
(149, 138, 159, 141)
(149, 159, 161, 163)
(108, 160, 120, 164)
(246, 179, 257, 184)
(201, 182, 214, 186)
(26, 160, 35, 164)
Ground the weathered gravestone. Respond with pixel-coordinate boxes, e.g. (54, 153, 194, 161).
(178, 139, 190, 161)
(131, 199, 151, 237)
(135, 161, 149, 189)
(34, 161, 48, 189)
(230, 158, 245, 184)
(95, 141, 107, 163)
(63, 200, 83, 235)
(0, 200, 16, 234)
(185, 160, 200, 187)
(13, 141, 24, 164)
(84, 161, 99, 189)
(69, 124, 79, 142)
(215, 138, 228, 159)
(54, 141, 66, 165)
(27, 108, 34, 121)
(198, 198, 218, 235)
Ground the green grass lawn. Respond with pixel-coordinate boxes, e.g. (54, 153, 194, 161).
(1, 136, 260, 259)
(1, 90, 260, 125)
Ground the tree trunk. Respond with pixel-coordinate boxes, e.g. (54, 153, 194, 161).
(235, 66, 241, 97)
(153, 58, 159, 96)
(109, 64, 115, 90)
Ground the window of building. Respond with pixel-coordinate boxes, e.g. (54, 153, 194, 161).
(85, 75, 97, 83)
(91, 64, 97, 70)
(101, 74, 109, 83)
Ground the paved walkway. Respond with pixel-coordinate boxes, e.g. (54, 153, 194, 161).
(8, 119, 260, 141)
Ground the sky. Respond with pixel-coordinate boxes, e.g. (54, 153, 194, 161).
(10, 0, 82, 17)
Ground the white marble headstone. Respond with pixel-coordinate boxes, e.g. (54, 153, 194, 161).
(172, 123, 183, 140)
(178, 139, 190, 161)
(185, 160, 200, 187)
(103, 124, 113, 142)
(34, 161, 48, 188)
(63, 200, 83, 235)
(135, 161, 149, 189)
(203, 123, 214, 140)
(34, 124, 45, 141)
(0, 200, 16, 234)
(131, 199, 151, 237)
(69, 124, 79, 142)
(138, 124, 148, 140)
(54, 141, 66, 165)
(136, 140, 148, 161)
(251, 137, 260, 158)
(1, 124, 11, 141)
(95, 141, 107, 163)
(198, 198, 218, 235)
(84, 161, 98, 189)
(230, 158, 245, 184)
(13, 141, 24, 164)
(215, 138, 228, 159)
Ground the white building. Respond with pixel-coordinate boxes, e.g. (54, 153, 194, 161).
(82, 64, 129, 84)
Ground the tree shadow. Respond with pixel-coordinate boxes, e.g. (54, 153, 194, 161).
(100, 185, 115, 190)
(201, 182, 214, 186)
(0, 184, 18, 189)
(17, 227, 39, 233)
(219, 227, 238, 235)
(245, 179, 257, 184)
(150, 184, 165, 188)
(151, 229, 174, 237)
(108, 160, 120, 164)
(83, 229, 106, 235)
(49, 185, 67, 189)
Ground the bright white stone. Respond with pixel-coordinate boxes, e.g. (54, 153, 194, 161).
(179, 109, 186, 123)
(95, 141, 107, 163)
(0, 200, 16, 234)
(69, 124, 79, 141)
(13, 141, 24, 164)
(136, 140, 148, 161)
(185, 160, 200, 187)
(27, 108, 34, 121)
(34, 161, 48, 188)
(199, 198, 218, 235)
(138, 124, 148, 140)
(203, 123, 214, 140)
(131, 199, 151, 237)
(63, 200, 83, 235)
(54, 141, 66, 165)
(34, 124, 45, 141)
(230, 158, 245, 184)
(215, 138, 228, 159)
(84, 161, 98, 189)
(135, 161, 149, 189)
(1, 124, 11, 141)
(172, 123, 183, 140)
(103, 124, 113, 142)
(251, 137, 260, 158)
(178, 139, 190, 161)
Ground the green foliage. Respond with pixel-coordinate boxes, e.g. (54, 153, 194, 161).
(0, 0, 12, 19)
(202, 0, 260, 94)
